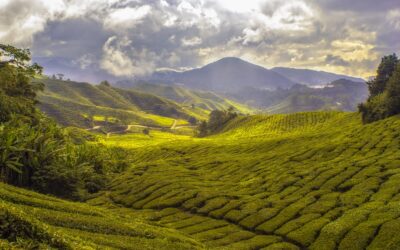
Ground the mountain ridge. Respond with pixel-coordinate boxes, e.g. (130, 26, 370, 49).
(136, 57, 366, 93)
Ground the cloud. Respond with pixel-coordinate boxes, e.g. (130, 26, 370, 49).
(104, 5, 152, 31)
(1, 0, 399, 81)
(387, 9, 400, 30)
(325, 54, 350, 66)
(100, 36, 155, 77)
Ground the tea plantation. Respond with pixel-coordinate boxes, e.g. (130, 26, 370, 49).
(0, 183, 201, 249)
(92, 111, 400, 249)
(2, 111, 400, 249)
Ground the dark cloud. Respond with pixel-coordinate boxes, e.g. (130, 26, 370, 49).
(315, 0, 399, 12)
(325, 54, 350, 66)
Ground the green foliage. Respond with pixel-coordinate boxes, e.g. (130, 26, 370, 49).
(367, 54, 398, 97)
(196, 107, 237, 137)
(0, 44, 131, 200)
(359, 54, 400, 123)
(0, 44, 44, 123)
(0, 115, 129, 199)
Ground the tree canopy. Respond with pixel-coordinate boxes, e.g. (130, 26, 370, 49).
(358, 53, 400, 123)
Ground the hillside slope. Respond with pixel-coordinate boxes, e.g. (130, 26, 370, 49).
(130, 82, 254, 114)
(230, 79, 368, 113)
(0, 182, 201, 249)
(94, 112, 400, 249)
(36, 79, 202, 128)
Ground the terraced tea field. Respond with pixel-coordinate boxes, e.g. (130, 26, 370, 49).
(92, 112, 400, 249)
(0, 183, 201, 249)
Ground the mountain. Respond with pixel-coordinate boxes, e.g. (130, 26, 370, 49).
(145, 57, 296, 92)
(271, 67, 365, 86)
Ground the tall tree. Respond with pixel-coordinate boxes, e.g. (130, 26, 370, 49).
(367, 54, 398, 98)
(385, 64, 400, 116)
(359, 53, 400, 123)
(0, 44, 43, 122)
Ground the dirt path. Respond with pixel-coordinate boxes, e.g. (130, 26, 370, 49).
(170, 119, 177, 129)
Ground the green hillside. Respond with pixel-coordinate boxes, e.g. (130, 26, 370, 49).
(0, 182, 201, 249)
(36, 79, 203, 128)
(89, 111, 400, 249)
(130, 82, 254, 115)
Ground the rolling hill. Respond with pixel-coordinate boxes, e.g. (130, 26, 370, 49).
(89, 111, 400, 249)
(36, 79, 204, 128)
(129, 81, 254, 114)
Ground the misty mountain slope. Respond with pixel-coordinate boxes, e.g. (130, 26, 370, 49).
(147, 57, 296, 92)
(129, 82, 254, 114)
(272, 67, 365, 86)
(230, 79, 368, 113)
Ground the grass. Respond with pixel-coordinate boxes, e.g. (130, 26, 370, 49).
(101, 130, 194, 148)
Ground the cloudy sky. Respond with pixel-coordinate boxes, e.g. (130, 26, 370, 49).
(1, 0, 399, 82)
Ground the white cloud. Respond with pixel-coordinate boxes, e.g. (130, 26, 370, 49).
(182, 37, 202, 47)
(211, 0, 263, 13)
(73, 54, 95, 69)
(104, 5, 152, 31)
(100, 36, 155, 77)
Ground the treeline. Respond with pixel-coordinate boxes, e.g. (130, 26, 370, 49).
(197, 107, 237, 137)
(359, 54, 400, 123)
(0, 44, 129, 200)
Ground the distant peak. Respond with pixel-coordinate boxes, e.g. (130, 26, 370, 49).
(214, 57, 248, 63)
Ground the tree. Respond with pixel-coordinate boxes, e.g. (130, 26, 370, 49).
(359, 53, 400, 123)
(188, 116, 197, 125)
(367, 54, 398, 98)
(100, 80, 110, 87)
(197, 121, 208, 137)
(385, 64, 400, 116)
(56, 73, 64, 80)
(196, 108, 237, 137)
(0, 44, 44, 122)
(143, 128, 150, 135)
